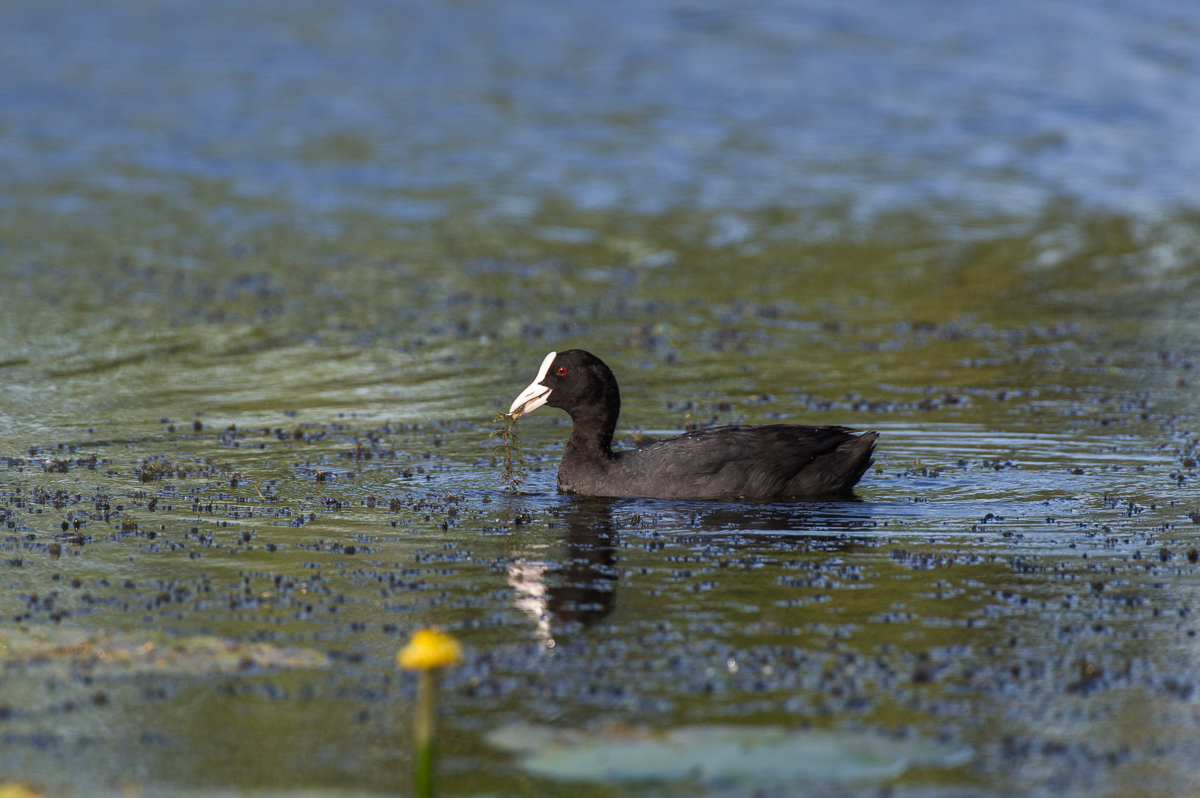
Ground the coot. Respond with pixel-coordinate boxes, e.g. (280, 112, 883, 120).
(509, 349, 878, 500)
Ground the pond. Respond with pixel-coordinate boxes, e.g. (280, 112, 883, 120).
(2, 2, 1200, 796)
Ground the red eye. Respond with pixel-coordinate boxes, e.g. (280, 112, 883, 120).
(556, 366, 568, 376)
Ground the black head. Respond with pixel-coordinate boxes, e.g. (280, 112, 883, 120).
(509, 349, 621, 424)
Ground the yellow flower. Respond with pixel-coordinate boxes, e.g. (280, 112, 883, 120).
(397, 628, 463, 670)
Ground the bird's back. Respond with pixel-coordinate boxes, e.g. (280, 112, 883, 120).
(558, 424, 876, 500)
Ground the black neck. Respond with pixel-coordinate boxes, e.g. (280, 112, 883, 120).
(564, 403, 618, 460)
(563, 370, 620, 460)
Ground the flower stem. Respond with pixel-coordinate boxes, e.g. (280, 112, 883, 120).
(414, 669, 437, 798)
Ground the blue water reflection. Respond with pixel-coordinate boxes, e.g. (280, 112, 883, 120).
(4, 0, 1199, 220)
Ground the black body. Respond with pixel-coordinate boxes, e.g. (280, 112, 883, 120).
(518, 349, 877, 501)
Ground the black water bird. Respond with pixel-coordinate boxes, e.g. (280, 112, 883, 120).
(509, 349, 878, 500)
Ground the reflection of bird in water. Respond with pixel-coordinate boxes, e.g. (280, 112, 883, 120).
(507, 500, 619, 638)
(509, 349, 877, 500)
(507, 560, 556, 641)
(506, 496, 884, 639)
(689, 497, 876, 535)
(678, 499, 885, 555)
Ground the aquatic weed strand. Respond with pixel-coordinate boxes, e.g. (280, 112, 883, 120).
(490, 407, 528, 493)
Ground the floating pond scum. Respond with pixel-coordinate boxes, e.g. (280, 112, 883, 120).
(0, 628, 329, 677)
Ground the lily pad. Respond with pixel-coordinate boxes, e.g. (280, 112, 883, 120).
(485, 723, 972, 786)
(0, 627, 328, 677)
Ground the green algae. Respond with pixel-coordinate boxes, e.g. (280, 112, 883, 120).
(0, 627, 328, 677)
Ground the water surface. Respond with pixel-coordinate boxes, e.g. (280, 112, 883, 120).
(2, 2, 1200, 796)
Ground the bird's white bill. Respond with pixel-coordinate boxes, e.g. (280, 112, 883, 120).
(508, 351, 556, 417)
(509, 381, 550, 417)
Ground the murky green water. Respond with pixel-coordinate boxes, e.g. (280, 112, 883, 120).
(3, 2, 1200, 797)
